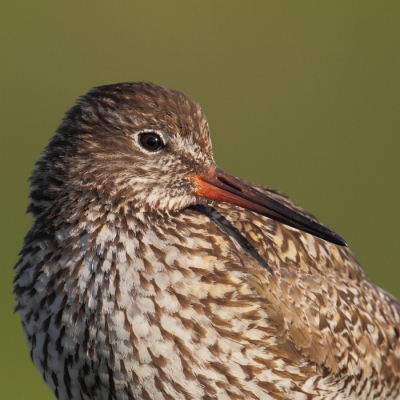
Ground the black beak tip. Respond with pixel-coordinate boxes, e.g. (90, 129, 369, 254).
(330, 232, 348, 247)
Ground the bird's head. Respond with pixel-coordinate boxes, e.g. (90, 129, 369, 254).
(29, 82, 345, 245)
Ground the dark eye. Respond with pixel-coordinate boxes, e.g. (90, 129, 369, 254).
(139, 132, 164, 152)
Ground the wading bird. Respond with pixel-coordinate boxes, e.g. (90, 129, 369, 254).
(14, 82, 400, 399)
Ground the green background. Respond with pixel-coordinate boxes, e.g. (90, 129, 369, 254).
(1, 2, 399, 399)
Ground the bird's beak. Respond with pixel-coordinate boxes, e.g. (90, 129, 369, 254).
(191, 165, 347, 246)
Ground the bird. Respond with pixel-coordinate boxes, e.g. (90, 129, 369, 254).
(14, 81, 400, 400)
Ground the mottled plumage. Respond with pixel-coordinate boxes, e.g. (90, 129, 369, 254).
(14, 82, 400, 399)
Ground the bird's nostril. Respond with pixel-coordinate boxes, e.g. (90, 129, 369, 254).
(217, 176, 242, 192)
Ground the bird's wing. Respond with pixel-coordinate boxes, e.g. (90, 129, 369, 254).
(207, 183, 400, 389)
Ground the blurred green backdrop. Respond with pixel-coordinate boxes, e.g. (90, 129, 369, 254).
(1, 2, 399, 398)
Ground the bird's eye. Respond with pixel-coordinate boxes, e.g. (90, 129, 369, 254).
(139, 132, 164, 152)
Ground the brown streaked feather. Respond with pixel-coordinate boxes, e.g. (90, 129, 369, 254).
(212, 188, 400, 392)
